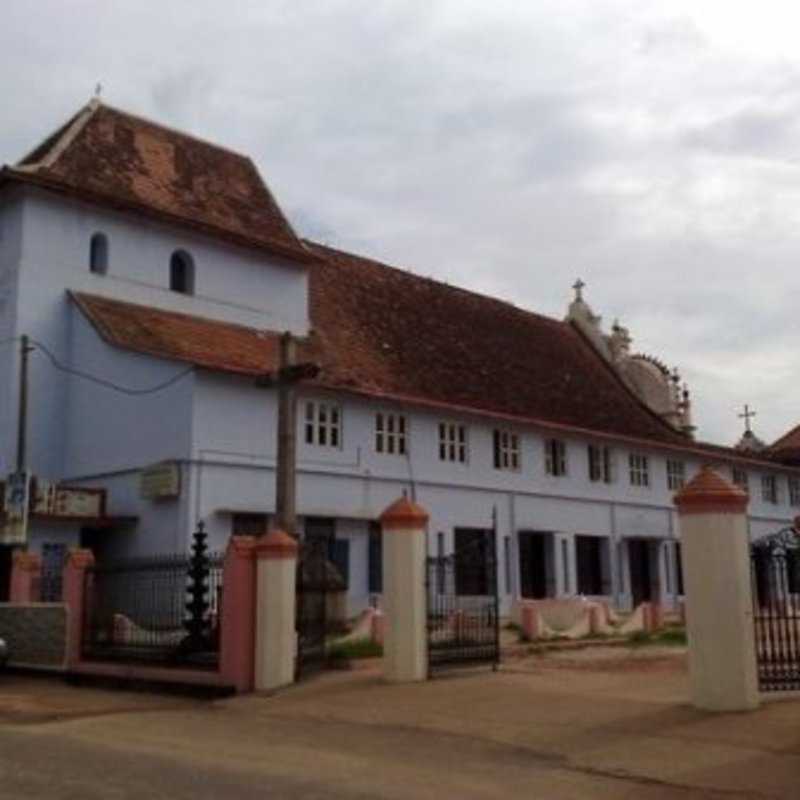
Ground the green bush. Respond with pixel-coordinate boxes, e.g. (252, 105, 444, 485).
(328, 638, 383, 662)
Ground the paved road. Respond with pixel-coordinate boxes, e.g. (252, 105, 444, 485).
(0, 651, 797, 799)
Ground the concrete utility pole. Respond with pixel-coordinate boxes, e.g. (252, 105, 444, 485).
(257, 332, 319, 537)
(16, 335, 32, 473)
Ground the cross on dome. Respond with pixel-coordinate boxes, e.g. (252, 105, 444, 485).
(572, 278, 585, 302)
(739, 404, 756, 434)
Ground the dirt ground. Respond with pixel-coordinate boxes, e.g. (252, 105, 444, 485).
(1, 646, 798, 799)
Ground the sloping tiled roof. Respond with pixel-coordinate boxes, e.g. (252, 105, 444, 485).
(768, 424, 800, 464)
(2, 101, 313, 264)
(306, 243, 689, 446)
(70, 252, 800, 467)
(71, 292, 288, 376)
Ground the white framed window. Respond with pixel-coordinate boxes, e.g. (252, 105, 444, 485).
(545, 439, 567, 476)
(438, 422, 468, 463)
(493, 430, 520, 471)
(304, 401, 341, 448)
(761, 474, 780, 505)
(629, 453, 650, 487)
(790, 476, 800, 507)
(375, 413, 407, 455)
(732, 467, 749, 494)
(666, 459, 686, 491)
(587, 444, 614, 483)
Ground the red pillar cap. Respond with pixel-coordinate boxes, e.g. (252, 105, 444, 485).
(674, 465, 748, 515)
(255, 529, 299, 559)
(66, 548, 95, 569)
(379, 497, 429, 530)
(12, 551, 41, 570)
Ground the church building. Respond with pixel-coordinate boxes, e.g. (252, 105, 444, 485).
(0, 99, 797, 614)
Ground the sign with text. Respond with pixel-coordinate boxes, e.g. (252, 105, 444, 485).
(140, 461, 181, 500)
(1, 471, 30, 545)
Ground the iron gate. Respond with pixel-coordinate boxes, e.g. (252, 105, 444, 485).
(751, 526, 800, 692)
(426, 532, 500, 674)
(295, 538, 331, 678)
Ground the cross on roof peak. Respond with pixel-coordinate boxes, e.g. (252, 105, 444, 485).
(738, 404, 757, 433)
(572, 278, 585, 302)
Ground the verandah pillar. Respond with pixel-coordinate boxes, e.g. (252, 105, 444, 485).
(380, 496, 428, 682)
(254, 529, 298, 692)
(674, 466, 759, 711)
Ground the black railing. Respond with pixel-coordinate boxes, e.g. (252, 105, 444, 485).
(426, 533, 500, 673)
(82, 545, 224, 669)
(751, 527, 800, 692)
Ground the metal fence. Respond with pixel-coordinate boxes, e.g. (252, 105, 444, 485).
(82, 550, 224, 669)
(751, 527, 800, 692)
(426, 533, 500, 674)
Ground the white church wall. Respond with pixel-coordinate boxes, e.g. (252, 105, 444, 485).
(0, 190, 23, 475)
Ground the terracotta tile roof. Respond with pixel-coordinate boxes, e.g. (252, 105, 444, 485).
(71, 292, 288, 376)
(305, 243, 689, 446)
(69, 256, 800, 469)
(3, 101, 313, 264)
(768, 424, 800, 464)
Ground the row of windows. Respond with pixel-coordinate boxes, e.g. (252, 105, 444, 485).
(303, 401, 800, 503)
(88, 233, 195, 295)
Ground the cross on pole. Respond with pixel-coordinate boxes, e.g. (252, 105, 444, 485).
(572, 278, 585, 302)
(739, 404, 756, 434)
(256, 332, 319, 537)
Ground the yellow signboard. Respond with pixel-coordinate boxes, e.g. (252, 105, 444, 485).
(140, 462, 181, 500)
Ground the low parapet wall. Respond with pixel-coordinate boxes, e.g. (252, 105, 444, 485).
(0, 603, 68, 670)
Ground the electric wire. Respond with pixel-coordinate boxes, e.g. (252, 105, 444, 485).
(28, 338, 194, 396)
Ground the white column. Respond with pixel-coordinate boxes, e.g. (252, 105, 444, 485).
(254, 530, 298, 692)
(676, 467, 759, 712)
(380, 497, 428, 682)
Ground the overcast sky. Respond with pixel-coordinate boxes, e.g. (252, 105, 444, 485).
(1, 1, 798, 447)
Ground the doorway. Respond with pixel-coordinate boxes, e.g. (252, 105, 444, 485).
(628, 539, 653, 606)
(518, 531, 552, 599)
(0, 546, 11, 601)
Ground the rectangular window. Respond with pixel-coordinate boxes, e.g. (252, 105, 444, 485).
(438, 422, 468, 463)
(666, 460, 686, 491)
(732, 467, 749, 494)
(304, 401, 341, 448)
(629, 453, 650, 487)
(375, 413, 407, 456)
(789, 477, 800, 507)
(545, 439, 567, 477)
(587, 444, 614, 483)
(675, 542, 684, 595)
(493, 430, 520, 471)
(761, 474, 780, 504)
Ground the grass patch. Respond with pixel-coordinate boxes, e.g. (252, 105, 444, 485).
(328, 638, 383, 663)
(626, 627, 687, 647)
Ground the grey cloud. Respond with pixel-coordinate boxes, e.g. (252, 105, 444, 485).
(2, 1, 800, 445)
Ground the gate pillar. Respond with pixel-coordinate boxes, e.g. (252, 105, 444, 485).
(254, 530, 298, 692)
(380, 496, 428, 682)
(9, 550, 42, 603)
(675, 466, 759, 711)
(62, 548, 95, 668)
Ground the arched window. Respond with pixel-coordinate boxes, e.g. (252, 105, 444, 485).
(89, 233, 108, 275)
(170, 250, 194, 295)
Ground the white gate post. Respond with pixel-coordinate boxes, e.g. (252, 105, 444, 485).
(675, 466, 759, 711)
(380, 496, 428, 682)
(254, 529, 298, 692)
